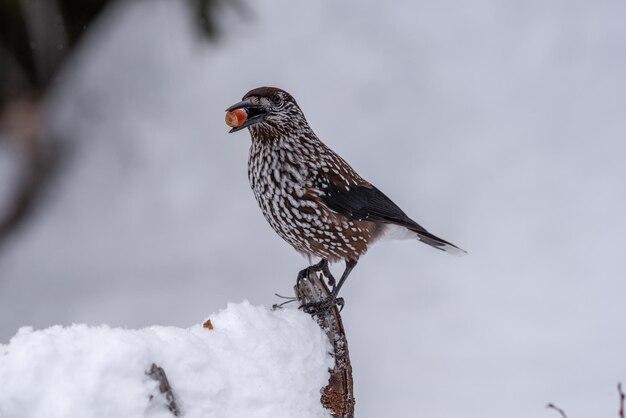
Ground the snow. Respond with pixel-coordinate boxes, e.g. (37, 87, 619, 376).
(0, 0, 625, 417)
(0, 302, 332, 418)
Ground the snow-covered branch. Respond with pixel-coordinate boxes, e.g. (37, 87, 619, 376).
(296, 270, 355, 418)
(0, 302, 333, 418)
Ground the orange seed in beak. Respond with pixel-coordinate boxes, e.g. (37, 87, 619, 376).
(225, 109, 248, 128)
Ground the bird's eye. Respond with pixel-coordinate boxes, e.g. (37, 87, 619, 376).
(271, 95, 283, 107)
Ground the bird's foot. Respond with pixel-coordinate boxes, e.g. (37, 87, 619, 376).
(299, 296, 344, 315)
(296, 259, 332, 287)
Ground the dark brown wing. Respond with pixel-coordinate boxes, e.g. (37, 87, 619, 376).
(317, 178, 466, 256)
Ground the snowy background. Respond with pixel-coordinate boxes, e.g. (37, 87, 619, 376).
(1, 0, 626, 417)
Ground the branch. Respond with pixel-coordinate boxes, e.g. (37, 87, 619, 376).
(546, 382, 626, 418)
(147, 363, 180, 416)
(619, 382, 625, 418)
(0, 98, 64, 253)
(295, 271, 355, 418)
(546, 403, 567, 418)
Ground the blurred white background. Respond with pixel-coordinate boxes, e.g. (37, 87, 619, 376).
(1, 0, 625, 417)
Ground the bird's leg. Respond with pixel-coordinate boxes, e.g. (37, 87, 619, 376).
(330, 259, 356, 299)
(296, 259, 331, 287)
(300, 259, 356, 315)
(320, 260, 336, 288)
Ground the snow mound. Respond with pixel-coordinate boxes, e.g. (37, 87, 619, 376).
(0, 302, 332, 418)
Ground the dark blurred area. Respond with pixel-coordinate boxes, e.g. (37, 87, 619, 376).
(0, 0, 228, 251)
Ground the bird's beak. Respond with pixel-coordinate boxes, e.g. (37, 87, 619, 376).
(225, 101, 268, 133)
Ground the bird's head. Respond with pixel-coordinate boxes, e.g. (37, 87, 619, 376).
(225, 87, 307, 136)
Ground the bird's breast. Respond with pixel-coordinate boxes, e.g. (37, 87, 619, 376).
(246, 139, 376, 261)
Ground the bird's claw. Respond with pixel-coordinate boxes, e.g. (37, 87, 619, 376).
(299, 296, 344, 315)
(296, 259, 331, 287)
(335, 297, 345, 312)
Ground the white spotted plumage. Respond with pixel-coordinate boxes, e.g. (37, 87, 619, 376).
(232, 86, 465, 267)
(248, 125, 373, 261)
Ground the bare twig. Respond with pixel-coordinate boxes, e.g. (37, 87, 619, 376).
(618, 382, 625, 418)
(147, 363, 180, 416)
(295, 271, 355, 418)
(546, 403, 567, 418)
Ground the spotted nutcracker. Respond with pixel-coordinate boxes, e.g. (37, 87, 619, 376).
(226, 87, 465, 311)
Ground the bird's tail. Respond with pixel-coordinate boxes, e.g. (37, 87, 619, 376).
(380, 223, 466, 256)
(410, 227, 466, 257)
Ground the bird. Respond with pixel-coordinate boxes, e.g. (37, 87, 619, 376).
(226, 86, 465, 312)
